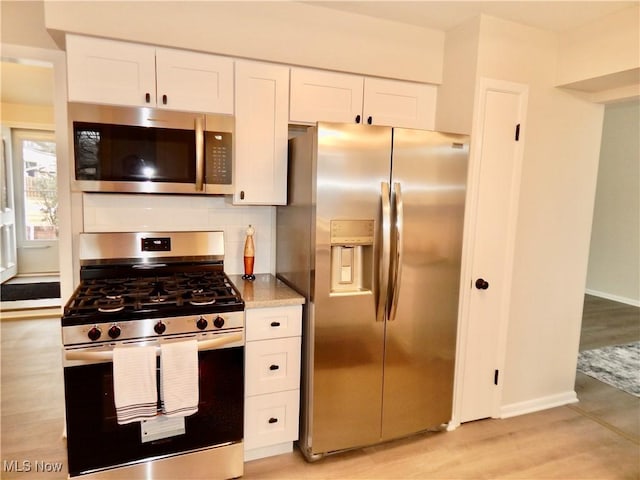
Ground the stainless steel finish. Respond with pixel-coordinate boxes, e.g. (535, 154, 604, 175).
(68, 103, 216, 130)
(68, 103, 234, 195)
(195, 116, 205, 192)
(388, 182, 404, 322)
(78, 231, 225, 263)
(381, 128, 468, 441)
(69, 103, 234, 132)
(62, 311, 244, 348)
(277, 123, 469, 459)
(377, 181, 391, 323)
(64, 330, 244, 366)
(74, 441, 243, 480)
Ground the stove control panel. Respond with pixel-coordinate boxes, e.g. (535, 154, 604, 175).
(63, 311, 245, 347)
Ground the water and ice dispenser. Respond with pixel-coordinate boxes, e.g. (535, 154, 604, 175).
(330, 219, 374, 294)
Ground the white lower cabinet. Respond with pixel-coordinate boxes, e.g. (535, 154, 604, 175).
(244, 305, 302, 461)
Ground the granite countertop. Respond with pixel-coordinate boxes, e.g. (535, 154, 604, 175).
(227, 274, 305, 309)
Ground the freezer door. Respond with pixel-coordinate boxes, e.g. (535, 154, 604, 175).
(310, 122, 392, 455)
(381, 128, 469, 440)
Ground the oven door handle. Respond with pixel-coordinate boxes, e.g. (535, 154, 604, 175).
(132, 263, 168, 269)
(65, 332, 243, 362)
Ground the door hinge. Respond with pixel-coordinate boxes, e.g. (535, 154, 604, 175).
(494, 369, 499, 385)
(515, 124, 521, 141)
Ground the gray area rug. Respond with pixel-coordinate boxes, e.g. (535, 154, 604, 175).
(577, 341, 640, 397)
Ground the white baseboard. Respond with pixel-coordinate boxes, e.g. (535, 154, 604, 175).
(244, 442, 293, 462)
(499, 391, 578, 419)
(585, 289, 640, 307)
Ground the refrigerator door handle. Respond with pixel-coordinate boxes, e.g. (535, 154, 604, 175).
(377, 181, 391, 322)
(389, 182, 404, 322)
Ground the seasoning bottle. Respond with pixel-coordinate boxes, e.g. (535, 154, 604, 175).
(242, 225, 256, 280)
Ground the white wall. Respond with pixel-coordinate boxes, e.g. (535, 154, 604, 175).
(586, 101, 640, 306)
(556, 5, 639, 88)
(82, 194, 275, 276)
(472, 15, 604, 412)
(435, 17, 480, 135)
(43, 1, 444, 84)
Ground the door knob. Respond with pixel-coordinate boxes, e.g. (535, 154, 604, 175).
(475, 278, 489, 290)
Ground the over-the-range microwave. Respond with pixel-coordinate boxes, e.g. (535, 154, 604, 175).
(69, 103, 233, 195)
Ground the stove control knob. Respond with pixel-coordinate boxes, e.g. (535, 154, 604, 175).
(87, 326, 102, 341)
(154, 321, 166, 335)
(108, 325, 121, 339)
(196, 316, 208, 330)
(213, 316, 225, 329)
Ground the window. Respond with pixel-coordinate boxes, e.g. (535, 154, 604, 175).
(13, 130, 58, 241)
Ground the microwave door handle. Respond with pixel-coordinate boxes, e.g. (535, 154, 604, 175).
(195, 117, 205, 192)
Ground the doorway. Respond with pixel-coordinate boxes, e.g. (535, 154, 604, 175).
(0, 59, 60, 302)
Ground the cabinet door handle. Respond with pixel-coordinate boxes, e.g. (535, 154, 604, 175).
(367, 116, 373, 125)
(240, 191, 245, 200)
(270, 321, 281, 327)
(269, 364, 280, 371)
(145, 93, 151, 103)
(355, 114, 361, 124)
(162, 94, 168, 105)
(268, 417, 278, 424)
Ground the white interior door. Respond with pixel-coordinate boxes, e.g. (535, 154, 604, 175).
(0, 130, 18, 283)
(456, 78, 528, 424)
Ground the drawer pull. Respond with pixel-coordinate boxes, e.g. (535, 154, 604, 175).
(270, 321, 281, 327)
(269, 364, 280, 371)
(268, 417, 278, 424)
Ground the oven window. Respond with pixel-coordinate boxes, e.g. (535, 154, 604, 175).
(74, 122, 196, 183)
(64, 347, 243, 476)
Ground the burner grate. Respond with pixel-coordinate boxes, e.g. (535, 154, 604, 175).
(63, 271, 243, 322)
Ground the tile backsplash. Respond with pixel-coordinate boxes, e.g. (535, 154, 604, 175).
(82, 193, 275, 275)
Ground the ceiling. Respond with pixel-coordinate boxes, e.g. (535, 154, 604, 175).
(304, 1, 637, 33)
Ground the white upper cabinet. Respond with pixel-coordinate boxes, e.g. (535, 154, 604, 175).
(289, 68, 364, 124)
(289, 67, 437, 129)
(363, 77, 437, 130)
(66, 35, 233, 114)
(233, 60, 290, 205)
(66, 35, 155, 107)
(155, 48, 233, 114)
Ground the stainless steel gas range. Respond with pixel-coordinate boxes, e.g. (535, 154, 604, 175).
(61, 231, 244, 479)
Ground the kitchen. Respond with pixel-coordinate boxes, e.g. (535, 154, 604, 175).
(1, 1, 638, 478)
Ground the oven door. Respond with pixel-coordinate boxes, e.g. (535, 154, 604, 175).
(63, 333, 243, 477)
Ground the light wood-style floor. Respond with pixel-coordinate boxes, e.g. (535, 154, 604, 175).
(1, 295, 638, 479)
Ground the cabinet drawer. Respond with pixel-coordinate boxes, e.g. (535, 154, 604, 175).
(244, 390, 300, 450)
(245, 337, 301, 396)
(245, 305, 302, 341)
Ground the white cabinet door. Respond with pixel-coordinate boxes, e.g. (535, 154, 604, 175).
(363, 77, 437, 130)
(289, 68, 364, 124)
(244, 390, 300, 450)
(234, 61, 289, 205)
(66, 34, 156, 107)
(245, 336, 301, 396)
(289, 67, 437, 129)
(245, 305, 302, 341)
(155, 48, 234, 114)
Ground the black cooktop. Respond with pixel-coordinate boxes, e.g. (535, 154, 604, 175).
(62, 269, 244, 326)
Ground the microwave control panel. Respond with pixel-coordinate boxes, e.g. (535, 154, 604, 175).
(205, 131, 232, 185)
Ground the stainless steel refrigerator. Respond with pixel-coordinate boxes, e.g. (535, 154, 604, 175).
(276, 122, 469, 460)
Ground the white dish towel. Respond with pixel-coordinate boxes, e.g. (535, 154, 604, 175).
(160, 340, 199, 417)
(112, 345, 158, 425)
